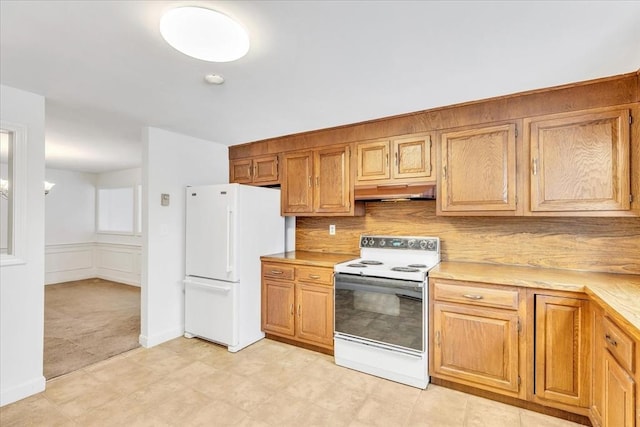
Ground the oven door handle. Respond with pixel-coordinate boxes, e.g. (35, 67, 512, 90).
(334, 273, 423, 293)
(335, 280, 422, 296)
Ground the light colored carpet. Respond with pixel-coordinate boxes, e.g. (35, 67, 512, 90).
(44, 278, 141, 379)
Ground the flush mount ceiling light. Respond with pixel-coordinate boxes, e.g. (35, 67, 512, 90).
(160, 6, 250, 62)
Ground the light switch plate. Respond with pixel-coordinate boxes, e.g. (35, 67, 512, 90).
(161, 193, 170, 206)
(329, 224, 336, 235)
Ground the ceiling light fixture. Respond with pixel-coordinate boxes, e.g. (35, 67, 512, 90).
(0, 179, 55, 199)
(159, 6, 250, 62)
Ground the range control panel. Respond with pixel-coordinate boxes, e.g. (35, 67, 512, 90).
(359, 235, 439, 251)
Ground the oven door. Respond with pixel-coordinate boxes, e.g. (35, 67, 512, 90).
(334, 273, 424, 352)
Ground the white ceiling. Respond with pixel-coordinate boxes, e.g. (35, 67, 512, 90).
(1, 1, 639, 173)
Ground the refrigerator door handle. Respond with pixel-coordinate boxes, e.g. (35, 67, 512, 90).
(184, 279, 232, 293)
(226, 207, 233, 273)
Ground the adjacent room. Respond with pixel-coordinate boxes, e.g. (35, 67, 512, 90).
(42, 166, 143, 379)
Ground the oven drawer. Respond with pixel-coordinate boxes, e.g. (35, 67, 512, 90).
(602, 316, 635, 373)
(433, 280, 519, 310)
(296, 266, 333, 285)
(262, 263, 295, 281)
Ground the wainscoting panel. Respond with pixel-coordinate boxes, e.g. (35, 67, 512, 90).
(95, 243, 141, 287)
(45, 242, 141, 286)
(45, 243, 95, 285)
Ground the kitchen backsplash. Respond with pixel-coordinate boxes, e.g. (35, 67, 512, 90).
(296, 200, 640, 275)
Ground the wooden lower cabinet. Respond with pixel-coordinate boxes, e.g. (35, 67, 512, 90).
(603, 351, 636, 427)
(261, 261, 334, 351)
(432, 303, 521, 394)
(590, 302, 637, 427)
(533, 294, 591, 411)
(430, 279, 525, 399)
(262, 279, 295, 336)
(295, 283, 333, 348)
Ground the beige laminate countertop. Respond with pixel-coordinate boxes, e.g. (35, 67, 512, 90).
(430, 262, 640, 340)
(260, 250, 356, 268)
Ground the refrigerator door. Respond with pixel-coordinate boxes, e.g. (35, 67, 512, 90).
(185, 185, 238, 282)
(184, 277, 237, 346)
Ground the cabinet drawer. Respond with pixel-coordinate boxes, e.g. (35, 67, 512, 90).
(603, 316, 635, 373)
(296, 266, 333, 285)
(262, 263, 294, 280)
(433, 281, 519, 310)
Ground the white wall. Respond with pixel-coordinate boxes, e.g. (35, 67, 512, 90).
(141, 127, 228, 347)
(0, 85, 46, 406)
(45, 168, 96, 245)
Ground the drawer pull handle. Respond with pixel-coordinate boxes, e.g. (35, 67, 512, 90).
(463, 294, 483, 300)
(309, 274, 321, 279)
(290, 304, 294, 315)
(605, 334, 618, 347)
(270, 270, 283, 275)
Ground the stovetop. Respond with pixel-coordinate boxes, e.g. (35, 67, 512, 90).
(334, 235, 440, 281)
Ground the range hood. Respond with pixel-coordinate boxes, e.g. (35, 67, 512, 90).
(354, 183, 436, 201)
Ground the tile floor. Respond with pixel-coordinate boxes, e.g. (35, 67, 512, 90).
(1, 337, 581, 426)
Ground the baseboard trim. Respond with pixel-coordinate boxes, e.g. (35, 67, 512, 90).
(0, 375, 46, 407)
(139, 327, 183, 348)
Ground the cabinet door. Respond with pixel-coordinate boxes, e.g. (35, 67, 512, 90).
(296, 283, 334, 348)
(439, 123, 518, 213)
(527, 108, 630, 212)
(314, 145, 351, 214)
(603, 351, 635, 427)
(230, 158, 253, 184)
(281, 151, 314, 214)
(356, 140, 390, 183)
(432, 303, 520, 393)
(393, 134, 433, 180)
(591, 304, 605, 426)
(262, 279, 295, 337)
(252, 155, 279, 184)
(535, 295, 591, 408)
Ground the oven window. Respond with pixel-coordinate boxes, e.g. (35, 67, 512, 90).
(334, 273, 424, 351)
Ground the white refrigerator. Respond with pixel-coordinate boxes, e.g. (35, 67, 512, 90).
(184, 183, 284, 352)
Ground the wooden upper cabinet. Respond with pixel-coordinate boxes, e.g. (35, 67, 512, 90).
(230, 154, 279, 186)
(356, 140, 390, 182)
(314, 145, 351, 214)
(525, 107, 631, 214)
(438, 123, 519, 215)
(281, 151, 314, 214)
(393, 134, 433, 180)
(281, 144, 360, 216)
(355, 133, 434, 186)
